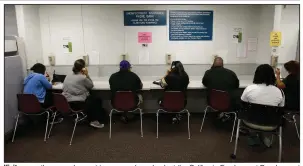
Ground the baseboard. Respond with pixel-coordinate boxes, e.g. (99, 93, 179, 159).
(4, 130, 13, 144)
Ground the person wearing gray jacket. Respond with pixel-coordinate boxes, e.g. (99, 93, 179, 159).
(62, 59, 107, 128)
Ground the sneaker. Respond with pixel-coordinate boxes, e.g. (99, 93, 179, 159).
(50, 117, 64, 125)
(172, 117, 178, 124)
(120, 116, 128, 124)
(73, 115, 87, 122)
(247, 135, 261, 146)
(90, 121, 104, 129)
(217, 113, 225, 119)
(222, 115, 231, 122)
(262, 136, 272, 148)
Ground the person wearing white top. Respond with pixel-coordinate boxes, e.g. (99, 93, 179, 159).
(240, 64, 285, 147)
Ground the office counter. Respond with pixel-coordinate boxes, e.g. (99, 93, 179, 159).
(51, 75, 252, 113)
(52, 75, 253, 90)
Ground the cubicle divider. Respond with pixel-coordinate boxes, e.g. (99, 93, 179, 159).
(4, 56, 24, 138)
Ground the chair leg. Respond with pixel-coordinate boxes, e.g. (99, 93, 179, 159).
(109, 109, 114, 139)
(230, 112, 237, 143)
(293, 115, 300, 139)
(278, 126, 282, 162)
(69, 114, 79, 145)
(230, 119, 241, 160)
(270, 134, 274, 145)
(44, 111, 50, 142)
(139, 109, 143, 138)
(48, 112, 57, 138)
(200, 106, 208, 132)
(156, 110, 160, 139)
(186, 110, 191, 139)
(11, 113, 20, 143)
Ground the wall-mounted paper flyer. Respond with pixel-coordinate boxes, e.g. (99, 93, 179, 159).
(247, 38, 258, 51)
(138, 48, 150, 64)
(232, 27, 243, 43)
(62, 37, 72, 54)
(138, 32, 152, 43)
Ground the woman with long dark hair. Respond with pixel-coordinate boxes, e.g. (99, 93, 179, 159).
(159, 61, 189, 123)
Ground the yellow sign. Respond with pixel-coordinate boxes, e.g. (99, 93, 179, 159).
(270, 31, 281, 47)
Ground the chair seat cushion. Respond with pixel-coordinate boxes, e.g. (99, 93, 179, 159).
(243, 120, 278, 131)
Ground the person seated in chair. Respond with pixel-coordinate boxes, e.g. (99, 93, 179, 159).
(275, 61, 300, 111)
(159, 61, 189, 124)
(109, 60, 143, 123)
(63, 59, 107, 128)
(23, 63, 63, 124)
(241, 64, 285, 147)
(202, 57, 240, 121)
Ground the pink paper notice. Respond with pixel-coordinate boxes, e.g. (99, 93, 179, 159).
(138, 32, 152, 43)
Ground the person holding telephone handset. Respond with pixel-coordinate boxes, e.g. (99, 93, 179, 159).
(62, 59, 107, 128)
(158, 61, 189, 124)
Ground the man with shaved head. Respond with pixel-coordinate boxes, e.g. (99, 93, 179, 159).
(203, 56, 239, 92)
(202, 57, 240, 121)
(213, 56, 224, 67)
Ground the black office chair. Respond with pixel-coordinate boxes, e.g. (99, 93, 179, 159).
(230, 102, 284, 162)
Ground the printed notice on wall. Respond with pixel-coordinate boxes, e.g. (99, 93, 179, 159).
(247, 38, 258, 51)
(270, 31, 281, 47)
(138, 32, 152, 43)
(124, 10, 167, 26)
(169, 10, 213, 41)
(232, 28, 243, 43)
(138, 48, 150, 64)
(62, 37, 72, 54)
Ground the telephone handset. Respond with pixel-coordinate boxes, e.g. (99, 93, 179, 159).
(83, 55, 89, 67)
(170, 61, 180, 69)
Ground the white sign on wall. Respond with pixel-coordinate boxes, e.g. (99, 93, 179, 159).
(62, 37, 72, 54)
(232, 27, 243, 43)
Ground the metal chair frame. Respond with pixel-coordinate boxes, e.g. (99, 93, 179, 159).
(199, 89, 237, 142)
(48, 93, 87, 145)
(156, 91, 190, 139)
(230, 102, 284, 162)
(109, 91, 143, 139)
(231, 119, 283, 162)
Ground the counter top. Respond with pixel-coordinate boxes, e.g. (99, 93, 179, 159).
(52, 75, 253, 90)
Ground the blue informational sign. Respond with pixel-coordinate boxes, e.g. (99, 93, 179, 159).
(169, 10, 213, 41)
(124, 10, 167, 26)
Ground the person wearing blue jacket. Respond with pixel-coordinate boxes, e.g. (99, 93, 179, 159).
(24, 63, 52, 106)
(23, 63, 63, 124)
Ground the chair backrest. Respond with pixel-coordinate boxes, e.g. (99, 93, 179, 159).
(240, 102, 283, 126)
(17, 94, 42, 114)
(112, 91, 137, 111)
(161, 91, 185, 112)
(53, 93, 70, 113)
(209, 89, 230, 111)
